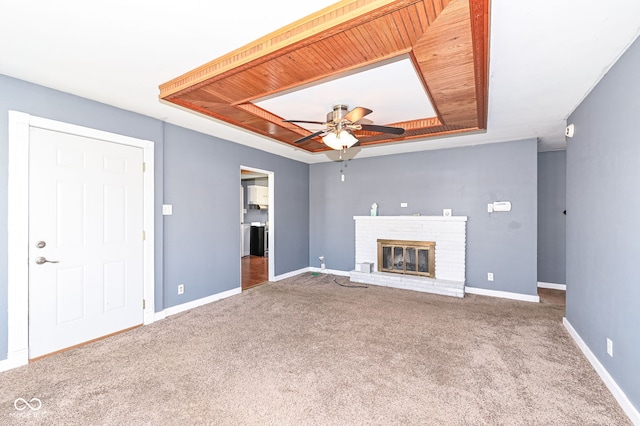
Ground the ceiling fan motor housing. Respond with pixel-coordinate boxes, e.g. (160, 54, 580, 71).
(327, 104, 349, 122)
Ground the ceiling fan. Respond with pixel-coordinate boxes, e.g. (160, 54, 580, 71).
(283, 104, 405, 150)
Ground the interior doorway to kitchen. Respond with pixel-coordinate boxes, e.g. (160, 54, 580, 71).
(240, 166, 274, 289)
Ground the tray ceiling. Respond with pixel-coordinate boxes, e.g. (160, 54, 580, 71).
(159, 0, 489, 153)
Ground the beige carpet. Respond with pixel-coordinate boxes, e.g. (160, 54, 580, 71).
(0, 273, 630, 425)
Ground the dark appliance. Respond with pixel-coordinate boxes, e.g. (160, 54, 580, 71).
(250, 225, 265, 256)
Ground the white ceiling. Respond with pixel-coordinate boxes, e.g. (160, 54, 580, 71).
(1, 1, 640, 164)
(255, 55, 437, 132)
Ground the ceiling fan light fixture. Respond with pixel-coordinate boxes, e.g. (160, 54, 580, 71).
(322, 131, 358, 150)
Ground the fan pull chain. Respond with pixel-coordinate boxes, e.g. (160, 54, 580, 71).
(340, 161, 348, 182)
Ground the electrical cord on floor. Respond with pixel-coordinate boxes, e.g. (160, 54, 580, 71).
(331, 275, 368, 289)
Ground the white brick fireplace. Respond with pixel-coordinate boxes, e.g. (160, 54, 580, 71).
(350, 216, 467, 297)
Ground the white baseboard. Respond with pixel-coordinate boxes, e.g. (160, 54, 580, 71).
(563, 318, 639, 424)
(274, 267, 311, 281)
(465, 286, 540, 303)
(0, 348, 29, 372)
(309, 267, 350, 277)
(538, 281, 567, 291)
(161, 287, 242, 318)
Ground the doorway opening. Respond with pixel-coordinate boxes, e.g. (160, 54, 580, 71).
(240, 166, 274, 290)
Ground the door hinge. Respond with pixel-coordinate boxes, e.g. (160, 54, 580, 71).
(142, 162, 146, 172)
(143, 299, 146, 310)
(142, 230, 146, 241)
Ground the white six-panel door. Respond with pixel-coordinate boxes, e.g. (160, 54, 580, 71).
(28, 127, 144, 358)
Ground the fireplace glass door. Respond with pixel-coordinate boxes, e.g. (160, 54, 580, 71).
(378, 240, 435, 277)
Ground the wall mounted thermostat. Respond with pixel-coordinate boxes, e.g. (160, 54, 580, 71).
(443, 209, 452, 217)
(492, 201, 512, 212)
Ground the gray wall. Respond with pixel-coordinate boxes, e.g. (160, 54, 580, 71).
(162, 124, 309, 308)
(537, 151, 566, 284)
(0, 74, 310, 361)
(0, 74, 165, 362)
(566, 36, 640, 411)
(309, 139, 538, 295)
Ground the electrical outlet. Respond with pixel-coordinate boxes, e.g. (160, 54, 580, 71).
(401, 202, 408, 208)
(178, 284, 184, 295)
(607, 338, 613, 357)
(487, 272, 494, 281)
(487, 203, 494, 213)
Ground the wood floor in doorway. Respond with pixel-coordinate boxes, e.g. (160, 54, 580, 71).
(242, 255, 268, 290)
(538, 288, 566, 307)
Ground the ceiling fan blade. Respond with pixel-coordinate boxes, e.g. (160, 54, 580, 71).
(344, 107, 373, 123)
(283, 119, 326, 125)
(359, 124, 405, 135)
(293, 130, 325, 144)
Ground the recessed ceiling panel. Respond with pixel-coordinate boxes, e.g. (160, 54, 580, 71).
(160, 0, 489, 153)
(255, 56, 437, 131)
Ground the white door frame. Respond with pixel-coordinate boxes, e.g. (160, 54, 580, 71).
(240, 165, 275, 282)
(3, 111, 155, 371)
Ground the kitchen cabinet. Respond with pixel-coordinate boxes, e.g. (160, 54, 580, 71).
(247, 185, 268, 207)
(242, 224, 250, 256)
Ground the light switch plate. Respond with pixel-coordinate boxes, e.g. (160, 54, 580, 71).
(162, 204, 173, 215)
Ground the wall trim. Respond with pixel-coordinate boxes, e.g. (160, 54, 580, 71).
(0, 348, 29, 373)
(465, 286, 540, 303)
(563, 318, 640, 424)
(538, 281, 567, 290)
(309, 267, 350, 277)
(274, 267, 311, 281)
(162, 287, 241, 318)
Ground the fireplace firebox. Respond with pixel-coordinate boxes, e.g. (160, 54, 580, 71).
(377, 239, 435, 278)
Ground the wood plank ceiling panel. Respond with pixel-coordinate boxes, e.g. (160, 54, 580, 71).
(159, 0, 489, 153)
(413, 0, 478, 127)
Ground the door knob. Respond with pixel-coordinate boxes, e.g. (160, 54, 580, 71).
(35, 256, 59, 265)
(35, 241, 46, 249)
